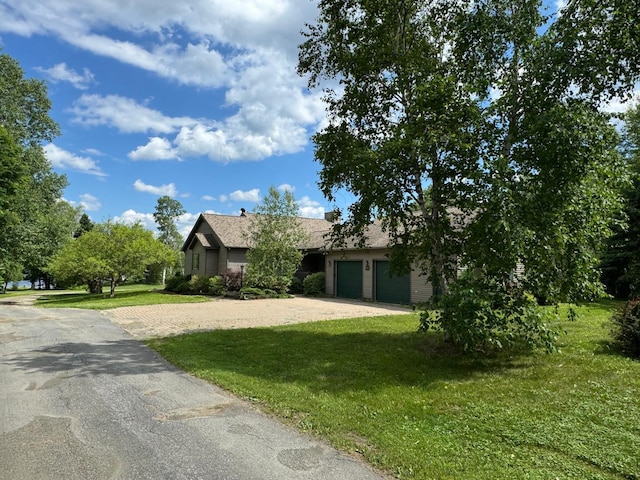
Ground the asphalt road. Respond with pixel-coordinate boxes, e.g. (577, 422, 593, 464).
(0, 302, 386, 480)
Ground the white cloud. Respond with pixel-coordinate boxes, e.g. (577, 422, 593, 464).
(79, 193, 102, 211)
(277, 183, 295, 192)
(176, 212, 200, 239)
(219, 194, 228, 203)
(36, 62, 94, 89)
(229, 188, 260, 202)
(298, 196, 325, 219)
(71, 94, 195, 134)
(1, 1, 327, 164)
(129, 137, 179, 161)
(43, 143, 106, 176)
(114, 209, 156, 229)
(133, 179, 177, 197)
(202, 195, 215, 201)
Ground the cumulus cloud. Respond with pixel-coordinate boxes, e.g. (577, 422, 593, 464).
(202, 195, 215, 201)
(129, 137, 179, 161)
(36, 62, 94, 89)
(79, 193, 102, 211)
(43, 143, 106, 176)
(277, 183, 295, 192)
(114, 209, 156, 229)
(71, 94, 195, 134)
(2, 1, 327, 164)
(229, 188, 260, 202)
(298, 196, 325, 219)
(133, 179, 177, 197)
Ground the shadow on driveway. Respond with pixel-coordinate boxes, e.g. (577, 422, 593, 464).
(5, 339, 175, 377)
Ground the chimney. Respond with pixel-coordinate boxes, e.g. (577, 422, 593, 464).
(240, 208, 246, 217)
(324, 209, 341, 223)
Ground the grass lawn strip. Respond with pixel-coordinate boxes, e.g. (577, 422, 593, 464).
(33, 283, 209, 309)
(147, 301, 640, 480)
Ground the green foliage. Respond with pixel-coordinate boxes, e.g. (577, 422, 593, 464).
(303, 272, 325, 297)
(288, 276, 303, 294)
(601, 104, 640, 298)
(244, 187, 307, 293)
(207, 276, 227, 296)
(420, 273, 560, 353)
(49, 221, 172, 297)
(239, 287, 283, 299)
(188, 274, 209, 294)
(73, 213, 94, 238)
(153, 195, 185, 251)
(0, 53, 68, 283)
(299, 0, 636, 351)
(165, 274, 191, 294)
(610, 299, 640, 358)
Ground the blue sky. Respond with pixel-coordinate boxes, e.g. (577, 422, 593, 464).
(0, 0, 338, 237)
(1, 1, 635, 239)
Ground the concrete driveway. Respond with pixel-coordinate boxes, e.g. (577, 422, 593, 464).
(0, 300, 390, 479)
(105, 296, 413, 339)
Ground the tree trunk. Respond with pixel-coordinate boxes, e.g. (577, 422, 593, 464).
(110, 279, 117, 298)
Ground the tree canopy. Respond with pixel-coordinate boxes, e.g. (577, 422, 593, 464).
(299, 0, 638, 351)
(49, 221, 174, 297)
(244, 187, 308, 293)
(0, 52, 68, 287)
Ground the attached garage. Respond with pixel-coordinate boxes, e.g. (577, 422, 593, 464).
(375, 260, 410, 305)
(335, 261, 363, 299)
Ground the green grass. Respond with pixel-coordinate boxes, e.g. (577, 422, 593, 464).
(147, 300, 640, 480)
(34, 283, 210, 309)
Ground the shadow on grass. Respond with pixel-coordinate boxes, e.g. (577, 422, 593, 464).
(148, 325, 535, 394)
(5, 339, 175, 377)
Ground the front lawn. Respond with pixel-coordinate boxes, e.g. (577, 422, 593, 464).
(34, 283, 210, 309)
(147, 301, 640, 480)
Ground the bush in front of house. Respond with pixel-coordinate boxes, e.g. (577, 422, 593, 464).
(221, 269, 243, 292)
(289, 276, 304, 294)
(610, 299, 640, 358)
(303, 272, 325, 296)
(165, 274, 190, 293)
(207, 276, 227, 296)
(188, 274, 210, 294)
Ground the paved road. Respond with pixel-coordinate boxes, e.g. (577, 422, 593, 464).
(0, 302, 386, 479)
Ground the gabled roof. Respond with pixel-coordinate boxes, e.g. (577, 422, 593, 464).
(182, 213, 335, 251)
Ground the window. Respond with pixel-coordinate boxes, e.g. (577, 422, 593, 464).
(192, 253, 200, 271)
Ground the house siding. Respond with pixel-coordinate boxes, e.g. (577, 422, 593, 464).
(411, 268, 433, 304)
(205, 250, 219, 276)
(186, 243, 207, 277)
(227, 249, 248, 272)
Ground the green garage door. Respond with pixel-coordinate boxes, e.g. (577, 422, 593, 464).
(336, 261, 363, 299)
(375, 261, 410, 304)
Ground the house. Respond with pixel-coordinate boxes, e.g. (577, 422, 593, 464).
(182, 210, 434, 305)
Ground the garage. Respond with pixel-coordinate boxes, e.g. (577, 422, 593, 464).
(335, 261, 363, 299)
(375, 260, 410, 305)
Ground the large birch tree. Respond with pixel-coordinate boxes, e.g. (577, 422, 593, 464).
(299, 0, 638, 351)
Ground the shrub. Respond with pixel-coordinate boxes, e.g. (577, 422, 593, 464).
(419, 273, 559, 353)
(165, 274, 187, 292)
(239, 287, 266, 299)
(221, 269, 243, 292)
(188, 274, 210, 294)
(289, 276, 304, 294)
(610, 299, 640, 358)
(207, 276, 227, 296)
(303, 272, 325, 296)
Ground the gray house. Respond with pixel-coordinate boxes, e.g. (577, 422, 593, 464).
(182, 211, 434, 305)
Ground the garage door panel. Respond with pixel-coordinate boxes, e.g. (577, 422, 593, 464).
(336, 261, 363, 299)
(375, 261, 410, 304)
